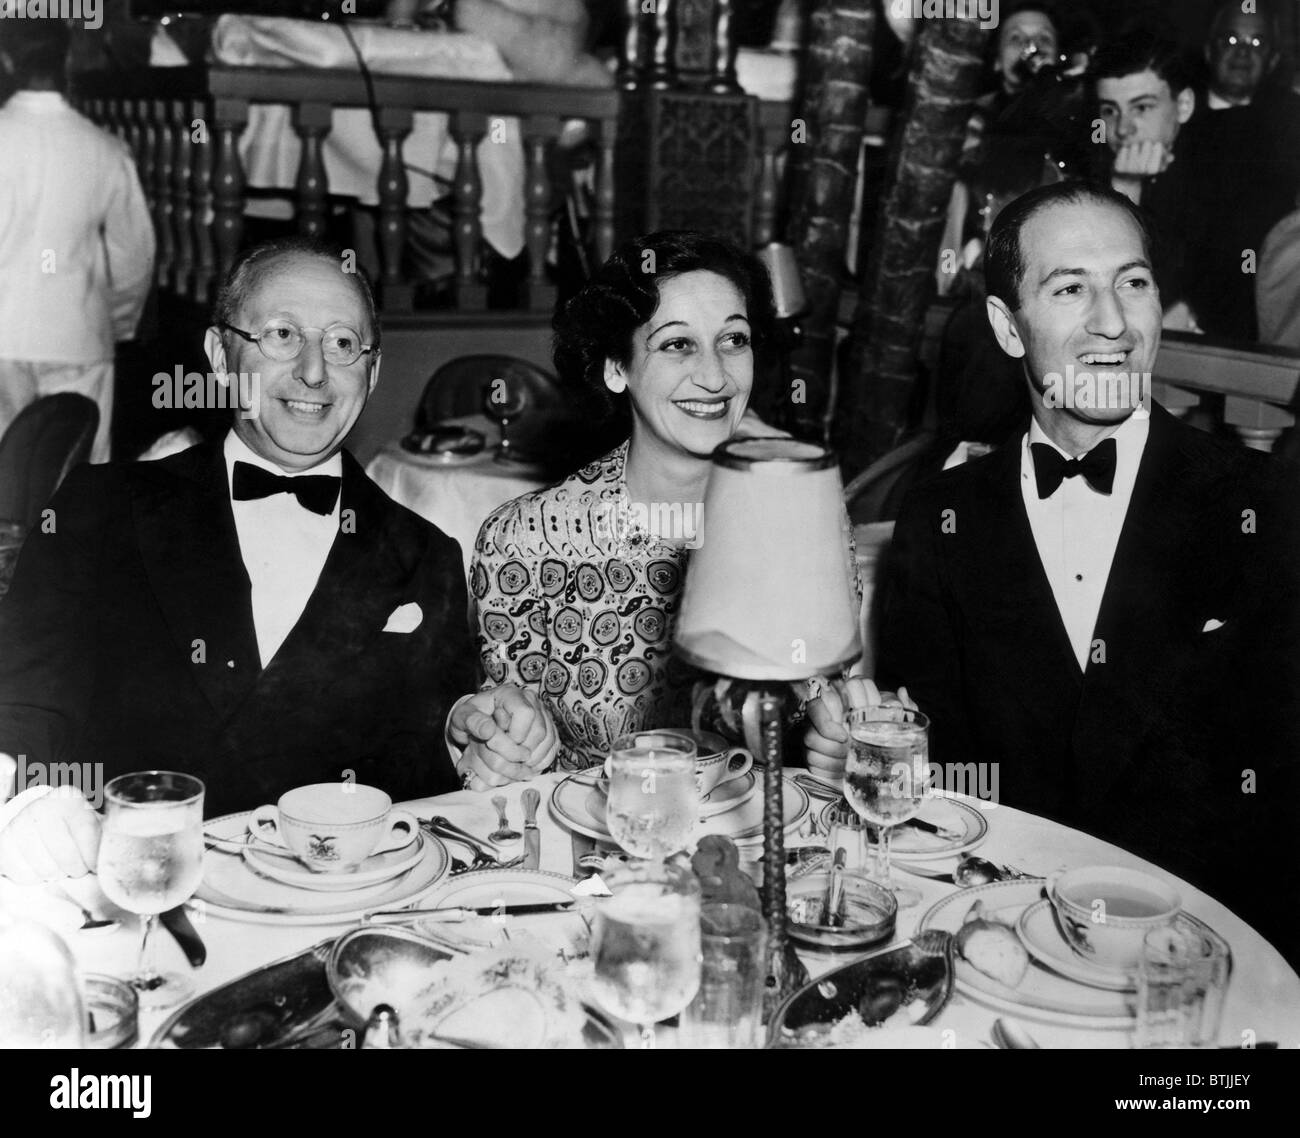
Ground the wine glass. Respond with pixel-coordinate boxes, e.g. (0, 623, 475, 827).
(589, 859, 702, 1048)
(843, 707, 931, 910)
(482, 375, 529, 463)
(605, 732, 699, 862)
(96, 771, 205, 1008)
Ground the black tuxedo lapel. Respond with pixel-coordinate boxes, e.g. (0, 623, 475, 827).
(130, 443, 261, 716)
(971, 441, 1082, 687)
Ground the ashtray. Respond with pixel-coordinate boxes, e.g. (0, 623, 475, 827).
(786, 872, 897, 950)
(82, 974, 138, 1049)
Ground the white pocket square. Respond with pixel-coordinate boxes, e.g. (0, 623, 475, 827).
(383, 602, 423, 634)
(1201, 618, 1226, 633)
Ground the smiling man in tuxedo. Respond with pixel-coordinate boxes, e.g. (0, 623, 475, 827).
(0, 237, 556, 883)
(877, 182, 1298, 959)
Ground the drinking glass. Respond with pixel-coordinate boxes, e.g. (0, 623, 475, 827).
(844, 706, 930, 910)
(589, 859, 702, 1048)
(680, 904, 768, 1049)
(1134, 925, 1231, 1049)
(606, 732, 699, 861)
(482, 377, 529, 463)
(96, 771, 205, 1007)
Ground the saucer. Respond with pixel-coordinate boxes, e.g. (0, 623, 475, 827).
(699, 771, 757, 819)
(1017, 900, 1219, 993)
(242, 833, 427, 892)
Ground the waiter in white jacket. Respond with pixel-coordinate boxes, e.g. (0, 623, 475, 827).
(0, 19, 154, 463)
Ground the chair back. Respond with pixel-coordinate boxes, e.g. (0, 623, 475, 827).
(842, 430, 937, 526)
(416, 355, 564, 430)
(0, 394, 99, 528)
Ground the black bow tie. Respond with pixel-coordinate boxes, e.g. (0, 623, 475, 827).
(1030, 438, 1117, 499)
(232, 461, 340, 515)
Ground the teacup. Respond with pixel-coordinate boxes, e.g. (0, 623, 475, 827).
(249, 783, 418, 874)
(1046, 865, 1181, 973)
(603, 729, 753, 799)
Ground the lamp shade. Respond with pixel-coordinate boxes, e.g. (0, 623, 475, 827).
(674, 438, 861, 681)
(755, 243, 806, 319)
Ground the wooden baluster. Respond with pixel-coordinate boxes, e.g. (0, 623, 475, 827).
(137, 100, 156, 214)
(376, 106, 414, 312)
(1225, 397, 1291, 453)
(450, 110, 488, 313)
(593, 120, 616, 264)
(754, 116, 779, 248)
(649, 0, 676, 88)
(618, 0, 648, 89)
(293, 102, 332, 240)
(212, 99, 249, 287)
(523, 117, 557, 313)
(170, 102, 194, 297)
(190, 98, 216, 305)
(711, 0, 740, 93)
(152, 100, 175, 288)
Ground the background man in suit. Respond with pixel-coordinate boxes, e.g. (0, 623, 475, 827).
(869, 181, 1297, 958)
(0, 237, 555, 883)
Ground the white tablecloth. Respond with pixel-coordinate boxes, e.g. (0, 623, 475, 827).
(53, 770, 1300, 1050)
(365, 420, 547, 577)
(212, 15, 526, 258)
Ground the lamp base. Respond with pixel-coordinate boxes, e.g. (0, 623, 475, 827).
(692, 677, 809, 1020)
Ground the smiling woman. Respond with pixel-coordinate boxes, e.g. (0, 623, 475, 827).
(465, 232, 786, 771)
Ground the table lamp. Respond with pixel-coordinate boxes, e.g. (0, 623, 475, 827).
(675, 437, 861, 1011)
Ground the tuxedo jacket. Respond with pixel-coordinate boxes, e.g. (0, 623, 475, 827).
(0, 443, 476, 817)
(878, 405, 1299, 952)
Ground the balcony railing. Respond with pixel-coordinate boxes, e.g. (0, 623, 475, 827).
(70, 65, 620, 316)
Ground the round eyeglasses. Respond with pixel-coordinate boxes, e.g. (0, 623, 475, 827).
(221, 319, 376, 367)
(1214, 33, 1270, 54)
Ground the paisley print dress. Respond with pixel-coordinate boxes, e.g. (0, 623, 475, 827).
(469, 441, 862, 772)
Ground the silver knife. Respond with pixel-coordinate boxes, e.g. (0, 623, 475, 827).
(160, 905, 206, 968)
(521, 788, 541, 870)
(367, 902, 574, 923)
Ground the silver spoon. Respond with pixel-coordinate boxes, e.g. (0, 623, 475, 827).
(488, 795, 521, 844)
(52, 884, 119, 932)
(954, 853, 1035, 887)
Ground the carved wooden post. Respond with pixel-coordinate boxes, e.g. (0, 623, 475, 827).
(190, 99, 216, 306)
(593, 119, 617, 265)
(170, 101, 194, 297)
(212, 98, 249, 287)
(153, 100, 175, 288)
(293, 102, 332, 240)
(618, 0, 649, 89)
(649, 0, 676, 88)
(450, 109, 488, 312)
(523, 116, 557, 313)
(754, 106, 783, 248)
(137, 100, 157, 213)
(710, 0, 741, 93)
(376, 105, 414, 312)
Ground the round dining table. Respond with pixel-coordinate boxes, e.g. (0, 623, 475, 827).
(53, 768, 1299, 1050)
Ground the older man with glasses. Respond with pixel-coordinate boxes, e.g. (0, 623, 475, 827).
(0, 236, 556, 883)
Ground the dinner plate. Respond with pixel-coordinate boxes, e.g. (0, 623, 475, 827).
(1017, 900, 1222, 994)
(242, 833, 426, 892)
(549, 771, 808, 846)
(196, 811, 450, 926)
(917, 880, 1134, 1030)
(820, 796, 989, 861)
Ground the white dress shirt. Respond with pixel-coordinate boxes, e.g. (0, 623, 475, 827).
(224, 432, 342, 668)
(1019, 410, 1151, 671)
(0, 92, 154, 363)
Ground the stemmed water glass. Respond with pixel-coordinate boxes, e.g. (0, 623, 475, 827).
(843, 706, 931, 910)
(604, 732, 699, 863)
(96, 771, 205, 1008)
(590, 858, 702, 1048)
(482, 375, 529, 463)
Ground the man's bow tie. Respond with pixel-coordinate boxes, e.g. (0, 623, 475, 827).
(1030, 438, 1117, 499)
(232, 461, 340, 515)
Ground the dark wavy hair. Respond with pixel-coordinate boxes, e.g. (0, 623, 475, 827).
(1092, 29, 1195, 96)
(552, 230, 777, 423)
(985, 180, 1155, 310)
